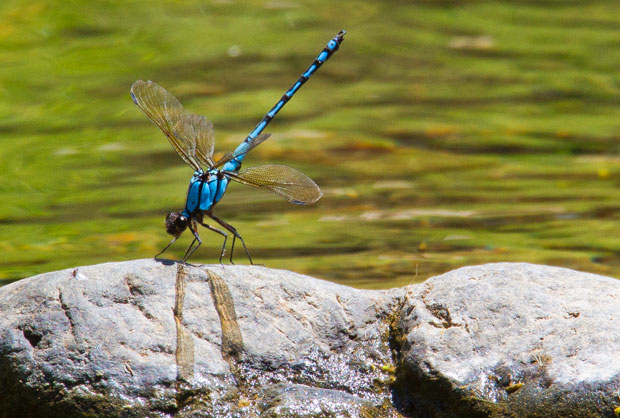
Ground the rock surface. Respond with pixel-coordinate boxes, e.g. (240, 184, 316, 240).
(1, 260, 620, 417)
(393, 263, 620, 417)
(0, 260, 399, 418)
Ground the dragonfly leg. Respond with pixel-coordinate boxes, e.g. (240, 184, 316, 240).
(183, 221, 202, 262)
(229, 235, 237, 265)
(195, 218, 228, 264)
(207, 212, 254, 265)
(183, 237, 198, 262)
(155, 236, 178, 259)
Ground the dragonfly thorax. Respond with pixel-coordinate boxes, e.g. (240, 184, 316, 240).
(193, 168, 221, 182)
(192, 169, 205, 181)
(183, 167, 230, 217)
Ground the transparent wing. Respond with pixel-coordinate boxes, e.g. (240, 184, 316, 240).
(175, 113, 215, 167)
(224, 164, 323, 205)
(130, 80, 205, 171)
(213, 133, 271, 169)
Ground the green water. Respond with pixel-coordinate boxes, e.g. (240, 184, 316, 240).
(0, 0, 618, 289)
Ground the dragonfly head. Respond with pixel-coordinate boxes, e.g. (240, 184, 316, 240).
(165, 212, 188, 237)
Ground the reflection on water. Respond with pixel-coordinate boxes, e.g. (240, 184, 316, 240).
(0, 0, 619, 288)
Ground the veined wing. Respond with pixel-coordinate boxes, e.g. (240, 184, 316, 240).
(131, 80, 209, 171)
(175, 113, 215, 167)
(213, 133, 271, 169)
(224, 164, 323, 205)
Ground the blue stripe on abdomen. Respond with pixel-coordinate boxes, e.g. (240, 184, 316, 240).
(228, 31, 345, 169)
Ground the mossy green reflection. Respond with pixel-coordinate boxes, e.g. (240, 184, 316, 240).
(0, 0, 618, 288)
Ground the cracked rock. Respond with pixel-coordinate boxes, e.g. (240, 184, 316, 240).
(394, 262, 620, 417)
(1, 260, 620, 417)
(0, 259, 398, 418)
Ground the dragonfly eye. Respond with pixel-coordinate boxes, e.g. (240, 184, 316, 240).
(165, 212, 188, 236)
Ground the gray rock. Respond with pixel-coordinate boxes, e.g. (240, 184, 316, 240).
(0, 259, 399, 418)
(257, 383, 384, 417)
(394, 262, 620, 417)
(1, 260, 620, 417)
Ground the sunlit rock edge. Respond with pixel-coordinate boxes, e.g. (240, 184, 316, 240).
(0, 260, 618, 418)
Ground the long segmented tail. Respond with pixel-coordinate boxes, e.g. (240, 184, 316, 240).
(228, 30, 346, 168)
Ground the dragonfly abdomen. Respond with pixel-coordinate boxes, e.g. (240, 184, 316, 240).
(231, 30, 346, 166)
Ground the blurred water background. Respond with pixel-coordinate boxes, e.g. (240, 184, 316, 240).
(0, 0, 618, 288)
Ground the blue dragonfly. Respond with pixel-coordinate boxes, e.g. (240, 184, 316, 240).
(130, 30, 345, 263)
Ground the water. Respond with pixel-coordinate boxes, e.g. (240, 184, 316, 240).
(0, 0, 619, 288)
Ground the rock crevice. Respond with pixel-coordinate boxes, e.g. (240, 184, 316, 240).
(1, 261, 620, 417)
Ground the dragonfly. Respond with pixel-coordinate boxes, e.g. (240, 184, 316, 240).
(130, 30, 346, 264)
